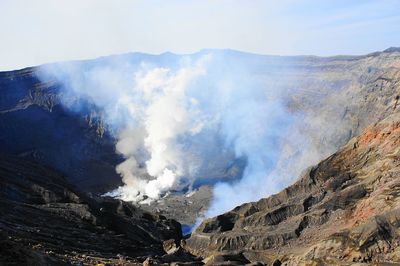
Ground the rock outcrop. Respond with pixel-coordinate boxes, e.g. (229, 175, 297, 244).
(186, 111, 400, 264)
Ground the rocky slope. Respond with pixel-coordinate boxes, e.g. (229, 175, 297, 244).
(0, 154, 202, 265)
(186, 110, 400, 265)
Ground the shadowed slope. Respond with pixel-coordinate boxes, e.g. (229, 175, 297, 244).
(0, 154, 193, 265)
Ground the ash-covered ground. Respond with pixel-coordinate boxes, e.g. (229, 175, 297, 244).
(140, 185, 212, 232)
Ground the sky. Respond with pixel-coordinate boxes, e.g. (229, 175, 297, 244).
(1, 0, 400, 70)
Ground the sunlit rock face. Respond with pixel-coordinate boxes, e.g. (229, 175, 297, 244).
(185, 111, 400, 265)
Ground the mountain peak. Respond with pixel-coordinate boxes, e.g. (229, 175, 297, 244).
(384, 47, 400, 53)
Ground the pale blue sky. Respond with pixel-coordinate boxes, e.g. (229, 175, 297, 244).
(1, 0, 399, 70)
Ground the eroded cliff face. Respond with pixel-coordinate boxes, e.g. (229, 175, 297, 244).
(0, 68, 122, 193)
(288, 49, 400, 156)
(186, 111, 400, 265)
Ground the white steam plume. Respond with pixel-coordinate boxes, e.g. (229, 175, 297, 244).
(36, 51, 324, 216)
(108, 61, 208, 201)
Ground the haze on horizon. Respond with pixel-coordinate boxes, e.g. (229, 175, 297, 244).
(1, 0, 400, 71)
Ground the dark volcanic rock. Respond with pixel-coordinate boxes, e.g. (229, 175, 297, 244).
(141, 185, 213, 226)
(0, 154, 199, 265)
